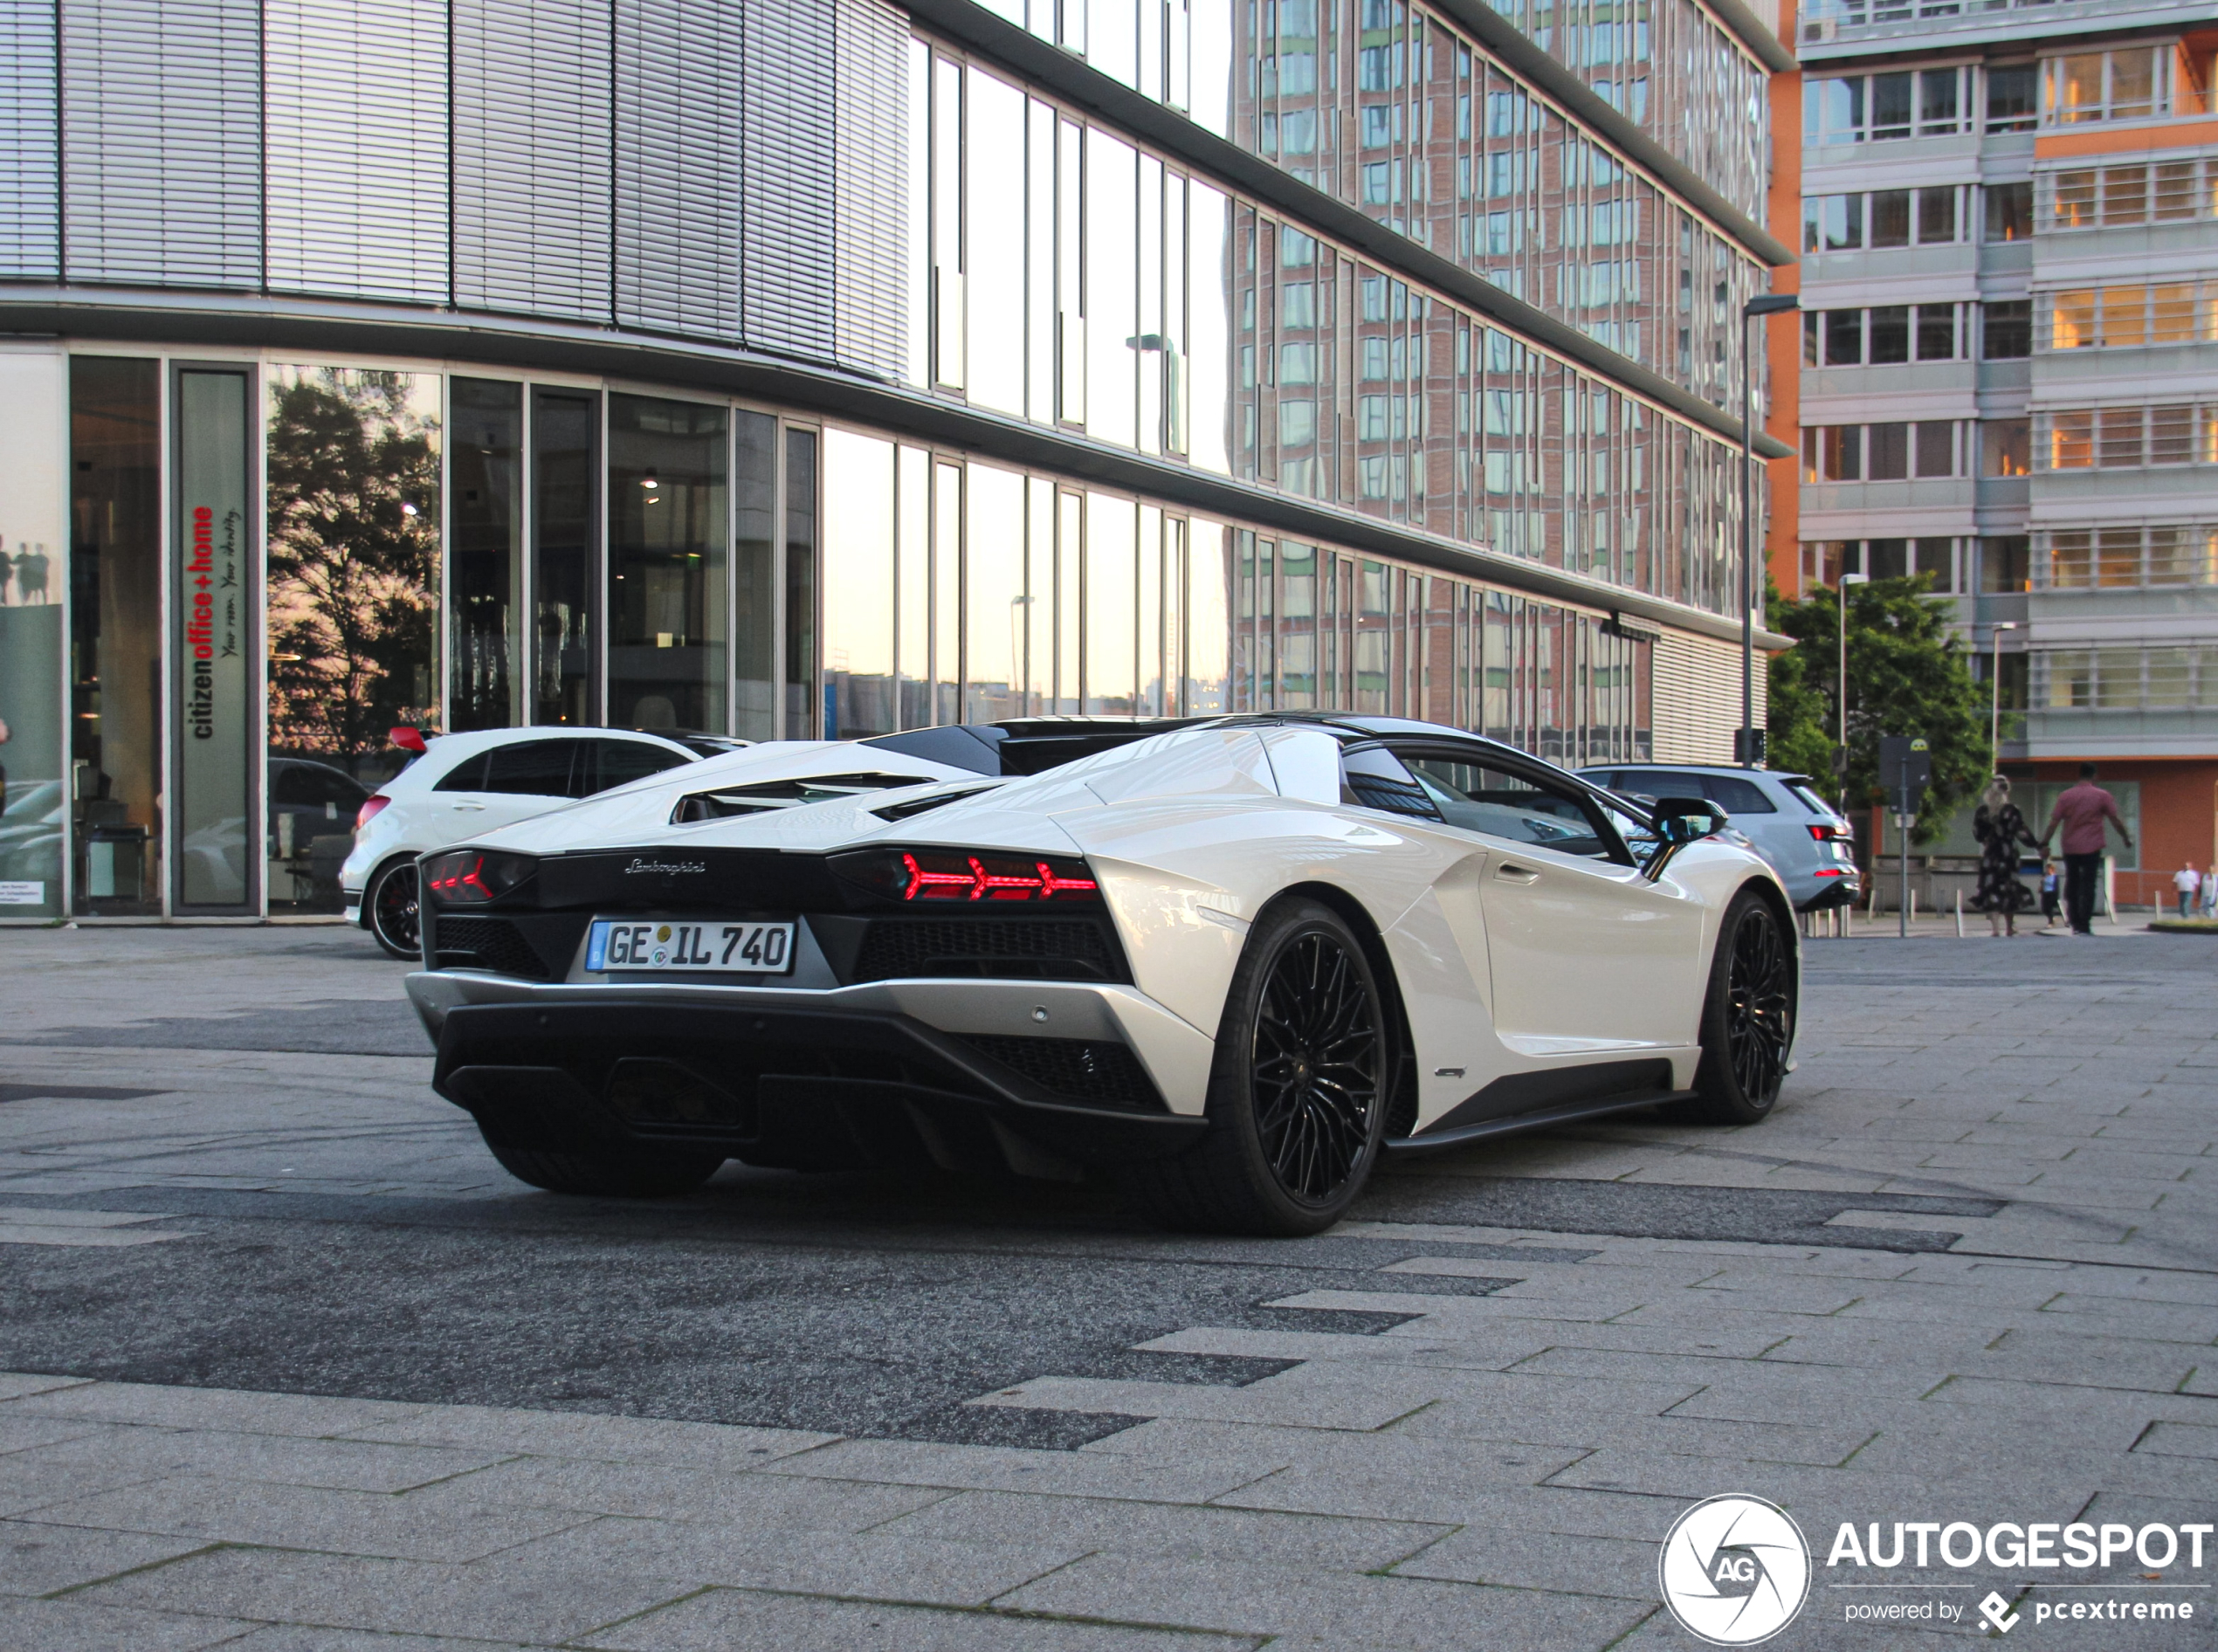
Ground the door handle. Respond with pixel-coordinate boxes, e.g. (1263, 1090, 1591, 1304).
(451, 802, 486, 812)
(1496, 863, 1539, 884)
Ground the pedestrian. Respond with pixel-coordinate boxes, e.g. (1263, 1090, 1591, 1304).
(2174, 862, 2201, 920)
(2041, 762, 2134, 936)
(1972, 775, 2038, 937)
(2040, 857, 2063, 928)
(2201, 864, 2218, 919)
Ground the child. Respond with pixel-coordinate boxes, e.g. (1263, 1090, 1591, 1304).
(2040, 858, 2062, 929)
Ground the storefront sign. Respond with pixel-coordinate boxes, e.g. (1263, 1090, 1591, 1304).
(174, 368, 252, 910)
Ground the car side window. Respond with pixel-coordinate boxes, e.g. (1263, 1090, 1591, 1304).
(1340, 747, 1443, 820)
(1611, 770, 1686, 802)
(1701, 774, 1777, 815)
(480, 740, 582, 798)
(583, 740, 692, 796)
(1396, 749, 1622, 861)
(433, 752, 490, 792)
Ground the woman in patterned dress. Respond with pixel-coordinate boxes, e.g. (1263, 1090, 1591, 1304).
(1972, 775, 2038, 937)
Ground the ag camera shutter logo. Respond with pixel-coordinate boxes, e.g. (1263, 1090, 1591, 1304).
(1660, 1495, 1812, 1645)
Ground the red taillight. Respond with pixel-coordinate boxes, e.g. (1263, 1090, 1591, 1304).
(1807, 822, 1850, 841)
(355, 795, 391, 834)
(420, 849, 535, 905)
(892, 850, 1099, 903)
(391, 725, 428, 754)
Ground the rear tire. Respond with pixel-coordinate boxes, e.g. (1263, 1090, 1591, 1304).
(1121, 898, 1390, 1236)
(479, 1125, 724, 1197)
(1676, 889, 1794, 1125)
(365, 858, 421, 960)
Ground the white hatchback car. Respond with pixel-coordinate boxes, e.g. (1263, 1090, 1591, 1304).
(344, 728, 704, 957)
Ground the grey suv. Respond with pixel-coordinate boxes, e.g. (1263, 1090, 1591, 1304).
(1577, 763, 1862, 912)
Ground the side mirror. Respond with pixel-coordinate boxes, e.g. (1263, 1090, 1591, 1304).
(1644, 795, 1728, 881)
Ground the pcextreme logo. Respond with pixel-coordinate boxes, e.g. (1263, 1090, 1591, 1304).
(1660, 1495, 1813, 1645)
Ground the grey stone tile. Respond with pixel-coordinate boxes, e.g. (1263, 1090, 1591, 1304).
(79, 1546, 690, 1642)
(0, 1414, 105, 1455)
(9, 1425, 506, 1493)
(2135, 1421, 2218, 1460)
(340, 1405, 834, 1470)
(0, 1593, 253, 1651)
(764, 1438, 1267, 1503)
(0, 1519, 210, 1596)
(217, 1634, 556, 1652)
(995, 1551, 1651, 1649)
(970, 1367, 1446, 1433)
(13, 1381, 426, 1439)
(506, 1514, 1085, 1606)
(1392, 1523, 1658, 1599)
(583, 1587, 1265, 1651)
(441, 1456, 947, 1528)
(867, 1489, 1446, 1571)
(0, 1373, 96, 1404)
(32, 1474, 592, 1562)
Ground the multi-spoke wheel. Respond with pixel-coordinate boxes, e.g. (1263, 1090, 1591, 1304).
(1120, 898, 1393, 1235)
(1682, 890, 1794, 1125)
(365, 857, 422, 960)
(1252, 929, 1383, 1201)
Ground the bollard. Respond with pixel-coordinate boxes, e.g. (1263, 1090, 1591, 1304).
(1955, 889, 1964, 938)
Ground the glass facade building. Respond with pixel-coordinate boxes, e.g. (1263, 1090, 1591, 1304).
(0, 0, 1789, 922)
(1791, 0, 2218, 901)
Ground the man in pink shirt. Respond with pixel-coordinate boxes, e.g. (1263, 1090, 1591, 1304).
(2041, 763, 2134, 935)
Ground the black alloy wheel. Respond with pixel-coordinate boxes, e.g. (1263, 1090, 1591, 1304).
(1724, 898, 1793, 1104)
(366, 859, 422, 960)
(1252, 928, 1383, 1201)
(1679, 890, 1794, 1125)
(1119, 898, 1393, 1236)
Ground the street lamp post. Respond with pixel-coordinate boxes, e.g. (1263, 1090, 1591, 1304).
(1739, 293, 1800, 768)
(1989, 620, 2020, 763)
(1836, 571, 1869, 812)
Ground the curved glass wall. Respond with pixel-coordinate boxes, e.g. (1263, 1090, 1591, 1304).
(906, 45, 1749, 619)
(979, 0, 1770, 227)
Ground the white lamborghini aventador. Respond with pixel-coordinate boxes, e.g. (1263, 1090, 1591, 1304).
(403, 715, 1797, 1235)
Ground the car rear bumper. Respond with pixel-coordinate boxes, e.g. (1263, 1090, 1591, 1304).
(405, 971, 1212, 1178)
(1794, 871, 1862, 912)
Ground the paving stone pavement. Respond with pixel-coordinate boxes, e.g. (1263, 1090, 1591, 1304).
(0, 924, 2211, 1649)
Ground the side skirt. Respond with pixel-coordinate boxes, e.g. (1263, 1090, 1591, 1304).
(1382, 1087, 1697, 1155)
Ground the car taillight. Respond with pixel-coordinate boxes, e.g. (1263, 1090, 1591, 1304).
(420, 849, 535, 904)
(355, 795, 391, 834)
(1807, 821, 1851, 842)
(830, 847, 1100, 904)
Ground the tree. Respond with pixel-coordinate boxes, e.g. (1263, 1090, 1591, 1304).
(265, 370, 441, 763)
(1767, 575, 1989, 843)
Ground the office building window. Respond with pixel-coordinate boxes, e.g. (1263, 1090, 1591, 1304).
(1802, 303, 1965, 364)
(1985, 63, 2036, 132)
(1983, 181, 2033, 242)
(1802, 186, 1966, 251)
(1981, 418, 2031, 477)
(1802, 422, 1961, 480)
(2041, 405, 2217, 469)
(2042, 526, 2218, 589)
(1981, 300, 2031, 359)
(2045, 282, 2214, 349)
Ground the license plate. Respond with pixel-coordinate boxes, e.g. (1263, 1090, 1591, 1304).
(586, 919, 796, 974)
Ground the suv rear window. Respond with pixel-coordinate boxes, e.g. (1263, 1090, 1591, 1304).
(1782, 780, 1834, 816)
(1613, 770, 1776, 816)
(1700, 774, 1777, 815)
